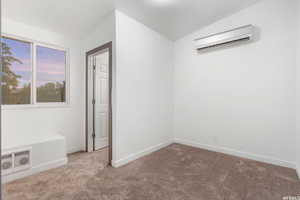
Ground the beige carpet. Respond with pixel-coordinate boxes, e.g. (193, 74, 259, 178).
(3, 144, 300, 200)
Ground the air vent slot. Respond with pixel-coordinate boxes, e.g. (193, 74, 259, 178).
(15, 151, 30, 167)
(196, 37, 251, 51)
(1, 154, 13, 175)
(1, 147, 32, 175)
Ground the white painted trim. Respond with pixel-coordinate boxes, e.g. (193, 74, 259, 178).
(174, 138, 296, 169)
(297, 165, 300, 179)
(2, 104, 71, 110)
(95, 137, 109, 150)
(2, 157, 68, 183)
(67, 146, 85, 154)
(2, 32, 68, 52)
(112, 140, 173, 168)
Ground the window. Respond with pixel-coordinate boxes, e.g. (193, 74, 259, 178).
(36, 46, 66, 103)
(1, 35, 68, 107)
(2, 37, 32, 104)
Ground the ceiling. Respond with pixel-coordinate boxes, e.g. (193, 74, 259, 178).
(2, 0, 260, 40)
(2, 0, 114, 40)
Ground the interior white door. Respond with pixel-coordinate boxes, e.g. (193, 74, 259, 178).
(94, 50, 109, 150)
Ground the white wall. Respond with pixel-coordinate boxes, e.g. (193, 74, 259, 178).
(83, 12, 116, 54)
(2, 19, 85, 153)
(80, 10, 174, 164)
(1, 10, 174, 165)
(174, 0, 297, 167)
(296, 0, 300, 175)
(114, 11, 173, 164)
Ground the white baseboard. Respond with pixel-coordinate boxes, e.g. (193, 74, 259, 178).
(297, 165, 300, 179)
(2, 157, 68, 183)
(95, 137, 109, 150)
(174, 138, 296, 169)
(67, 146, 85, 154)
(112, 140, 173, 168)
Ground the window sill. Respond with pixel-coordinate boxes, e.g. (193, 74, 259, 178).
(1, 103, 71, 110)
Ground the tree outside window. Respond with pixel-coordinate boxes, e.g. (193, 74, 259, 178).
(1, 36, 67, 105)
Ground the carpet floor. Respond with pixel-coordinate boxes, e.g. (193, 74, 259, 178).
(3, 144, 300, 200)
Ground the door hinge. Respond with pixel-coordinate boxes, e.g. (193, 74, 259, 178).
(93, 65, 96, 71)
(92, 133, 96, 138)
(92, 99, 96, 104)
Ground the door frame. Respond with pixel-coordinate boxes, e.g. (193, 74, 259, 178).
(85, 42, 112, 165)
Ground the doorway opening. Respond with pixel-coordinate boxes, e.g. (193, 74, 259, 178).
(86, 42, 112, 165)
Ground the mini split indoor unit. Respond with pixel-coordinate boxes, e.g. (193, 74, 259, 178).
(195, 24, 255, 51)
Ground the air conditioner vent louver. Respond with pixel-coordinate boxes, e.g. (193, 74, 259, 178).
(2, 156, 13, 170)
(1, 154, 13, 173)
(1, 148, 31, 175)
(15, 151, 30, 167)
(2, 162, 12, 170)
(195, 25, 255, 51)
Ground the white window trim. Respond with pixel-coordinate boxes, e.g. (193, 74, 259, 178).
(1, 33, 70, 110)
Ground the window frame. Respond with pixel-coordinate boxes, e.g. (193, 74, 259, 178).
(2, 33, 70, 109)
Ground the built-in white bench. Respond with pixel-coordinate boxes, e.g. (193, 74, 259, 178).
(1, 133, 67, 183)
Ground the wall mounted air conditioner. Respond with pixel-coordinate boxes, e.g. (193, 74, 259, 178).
(195, 25, 255, 51)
